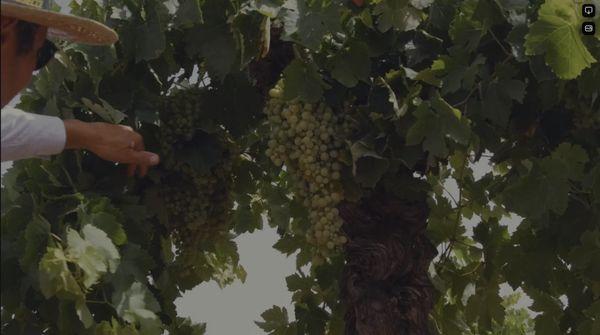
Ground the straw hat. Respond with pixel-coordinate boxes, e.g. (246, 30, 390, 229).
(1, 0, 118, 45)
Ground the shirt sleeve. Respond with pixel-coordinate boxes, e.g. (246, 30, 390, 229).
(1, 107, 66, 162)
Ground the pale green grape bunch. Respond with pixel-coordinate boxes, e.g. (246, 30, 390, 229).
(158, 89, 238, 254)
(264, 82, 352, 262)
(159, 89, 203, 163)
(160, 140, 236, 247)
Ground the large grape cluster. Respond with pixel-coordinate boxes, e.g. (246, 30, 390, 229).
(264, 83, 353, 261)
(159, 88, 236, 249)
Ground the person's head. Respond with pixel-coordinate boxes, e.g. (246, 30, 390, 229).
(1, 0, 119, 108)
(1, 16, 49, 108)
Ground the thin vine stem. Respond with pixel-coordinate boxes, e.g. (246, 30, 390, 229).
(488, 29, 512, 57)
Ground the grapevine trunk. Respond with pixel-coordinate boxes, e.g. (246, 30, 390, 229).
(340, 194, 436, 335)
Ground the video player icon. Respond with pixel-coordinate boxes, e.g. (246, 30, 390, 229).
(583, 4, 595, 18)
(582, 22, 595, 35)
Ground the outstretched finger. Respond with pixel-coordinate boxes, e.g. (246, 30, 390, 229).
(129, 150, 160, 166)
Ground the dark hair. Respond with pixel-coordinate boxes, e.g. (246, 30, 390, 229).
(15, 20, 41, 55)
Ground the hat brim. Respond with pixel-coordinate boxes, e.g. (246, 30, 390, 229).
(1, 2, 118, 45)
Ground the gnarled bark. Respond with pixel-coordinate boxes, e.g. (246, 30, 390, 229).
(340, 195, 436, 335)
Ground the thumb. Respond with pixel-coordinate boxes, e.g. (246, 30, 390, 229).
(129, 151, 160, 166)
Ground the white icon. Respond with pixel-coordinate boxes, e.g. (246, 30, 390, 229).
(584, 24, 594, 33)
(584, 6, 594, 15)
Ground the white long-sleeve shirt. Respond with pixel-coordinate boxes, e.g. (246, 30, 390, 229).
(1, 107, 66, 162)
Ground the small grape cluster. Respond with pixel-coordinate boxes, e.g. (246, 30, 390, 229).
(160, 89, 202, 146)
(159, 89, 236, 249)
(264, 83, 353, 262)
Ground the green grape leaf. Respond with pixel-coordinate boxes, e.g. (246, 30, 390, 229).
(473, 220, 510, 259)
(84, 211, 127, 246)
(119, 6, 167, 63)
(207, 73, 264, 137)
(256, 305, 291, 335)
(76, 299, 94, 328)
(406, 94, 471, 158)
(507, 24, 529, 62)
(0, 163, 24, 201)
(410, 0, 434, 10)
(430, 52, 486, 95)
(473, 0, 506, 29)
(233, 203, 263, 234)
(32, 57, 75, 101)
(113, 282, 162, 335)
(280, 0, 342, 50)
(314, 255, 344, 289)
(373, 0, 422, 33)
(80, 225, 120, 269)
(502, 236, 559, 291)
(578, 301, 600, 334)
(93, 319, 141, 334)
(569, 230, 600, 280)
(282, 59, 327, 103)
(550, 143, 589, 181)
(69, 0, 106, 21)
(286, 273, 312, 291)
(330, 41, 371, 87)
(231, 12, 263, 67)
(20, 215, 51, 271)
(296, 247, 312, 269)
(350, 140, 389, 188)
(426, 195, 456, 244)
(528, 289, 564, 335)
(497, 0, 528, 11)
(185, 23, 236, 81)
(175, 0, 202, 28)
(38, 247, 84, 300)
(110, 244, 156, 295)
(55, 300, 81, 333)
(448, 1, 483, 52)
(428, 0, 457, 31)
(273, 234, 304, 255)
(502, 161, 567, 218)
(524, 0, 596, 79)
(69, 45, 117, 86)
(168, 317, 207, 335)
(482, 79, 526, 127)
(263, 185, 292, 231)
(294, 304, 328, 335)
(354, 155, 390, 188)
(465, 284, 506, 330)
(502, 143, 589, 218)
(403, 29, 444, 68)
(534, 313, 563, 335)
(327, 306, 345, 335)
(529, 288, 564, 314)
(66, 225, 120, 289)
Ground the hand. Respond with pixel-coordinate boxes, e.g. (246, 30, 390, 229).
(63, 120, 159, 177)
